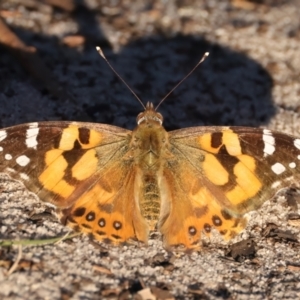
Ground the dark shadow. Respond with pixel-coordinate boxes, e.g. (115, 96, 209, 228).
(0, 3, 274, 132)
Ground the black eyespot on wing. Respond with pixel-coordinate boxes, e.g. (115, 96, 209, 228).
(212, 215, 222, 227)
(98, 218, 106, 227)
(113, 221, 122, 230)
(188, 226, 197, 236)
(73, 207, 86, 217)
(86, 211, 96, 221)
(204, 224, 211, 233)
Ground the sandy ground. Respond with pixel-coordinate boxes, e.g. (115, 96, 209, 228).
(1, 0, 300, 299)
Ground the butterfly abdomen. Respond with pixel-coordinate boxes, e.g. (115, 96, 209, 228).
(139, 173, 161, 230)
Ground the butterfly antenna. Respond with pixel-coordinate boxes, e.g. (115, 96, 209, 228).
(96, 46, 146, 110)
(155, 52, 209, 111)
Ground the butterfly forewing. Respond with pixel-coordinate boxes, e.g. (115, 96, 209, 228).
(0, 122, 125, 203)
(176, 126, 300, 207)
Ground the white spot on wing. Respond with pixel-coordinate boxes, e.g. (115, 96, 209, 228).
(0, 146, 3, 152)
(6, 167, 16, 173)
(20, 173, 29, 181)
(16, 155, 30, 167)
(289, 162, 296, 168)
(263, 129, 275, 157)
(5, 154, 12, 160)
(271, 181, 281, 189)
(294, 139, 300, 150)
(271, 162, 286, 175)
(0, 130, 7, 142)
(285, 175, 294, 182)
(29, 122, 38, 128)
(298, 155, 300, 160)
(26, 127, 39, 149)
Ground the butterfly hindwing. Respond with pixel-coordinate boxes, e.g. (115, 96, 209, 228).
(63, 164, 148, 244)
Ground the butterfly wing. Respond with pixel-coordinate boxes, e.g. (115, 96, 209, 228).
(159, 126, 300, 249)
(0, 122, 148, 244)
(2, 121, 299, 249)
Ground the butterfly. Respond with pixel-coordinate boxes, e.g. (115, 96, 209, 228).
(1, 99, 300, 251)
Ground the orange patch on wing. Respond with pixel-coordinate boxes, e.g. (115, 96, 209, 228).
(59, 125, 80, 150)
(72, 149, 98, 180)
(59, 125, 103, 150)
(198, 129, 242, 156)
(198, 133, 220, 154)
(44, 149, 64, 165)
(51, 180, 75, 198)
(238, 154, 256, 171)
(226, 158, 262, 205)
(39, 154, 75, 198)
(222, 131, 242, 156)
(81, 129, 102, 149)
(202, 153, 229, 185)
(75, 183, 113, 208)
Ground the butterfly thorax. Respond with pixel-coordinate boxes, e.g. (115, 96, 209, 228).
(131, 103, 169, 229)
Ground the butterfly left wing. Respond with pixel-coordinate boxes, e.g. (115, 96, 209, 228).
(159, 126, 300, 250)
(0, 122, 148, 244)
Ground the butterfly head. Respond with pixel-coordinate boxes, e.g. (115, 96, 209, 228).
(136, 102, 163, 127)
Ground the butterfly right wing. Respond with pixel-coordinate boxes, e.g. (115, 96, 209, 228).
(158, 126, 300, 250)
(0, 122, 148, 244)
